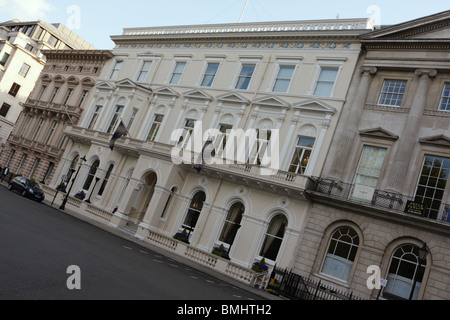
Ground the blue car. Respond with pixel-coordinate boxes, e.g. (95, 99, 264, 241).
(7, 176, 45, 202)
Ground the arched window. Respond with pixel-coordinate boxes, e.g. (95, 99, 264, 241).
(321, 226, 359, 281)
(219, 202, 245, 246)
(259, 214, 288, 261)
(83, 160, 100, 191)
(384, 244, 427, 300)
(181, 191, 206, 232)
(98, 164, 114, 196)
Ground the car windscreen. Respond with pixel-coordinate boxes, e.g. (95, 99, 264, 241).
(28, 181, 42, 190)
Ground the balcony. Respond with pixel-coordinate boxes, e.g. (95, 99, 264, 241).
(65, 126, 309, 199)
(8, 135, 65, 158)
(306, 177, 450, 225)
(22, 99, 83, 122)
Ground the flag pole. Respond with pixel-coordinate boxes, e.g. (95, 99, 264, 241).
(239, 0, 250, 23)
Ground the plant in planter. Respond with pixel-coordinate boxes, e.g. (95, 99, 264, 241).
(252, 258, 269, 273)
(56, 183, 67, 193)
(173, 229, 190, 244)
(74, 191, 86, 200)
(112, 207, 118, 213)
(212, 244, 228, 258)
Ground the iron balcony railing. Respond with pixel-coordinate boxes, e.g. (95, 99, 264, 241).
(306, 177, 450, 224)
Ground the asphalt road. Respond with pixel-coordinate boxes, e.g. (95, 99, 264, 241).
(0, 185, 267, 301)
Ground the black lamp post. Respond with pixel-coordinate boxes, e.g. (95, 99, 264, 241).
(222, 224, 241, 261)
(60, 156, 86, 211)
(85, 177, 101, 204)
(409, 242, 429, 300)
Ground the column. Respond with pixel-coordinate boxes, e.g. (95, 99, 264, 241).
(327, 67, 377, 180)
(385, 69, 437, 193)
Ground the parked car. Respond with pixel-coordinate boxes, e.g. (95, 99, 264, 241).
(7, 176, 45, 202)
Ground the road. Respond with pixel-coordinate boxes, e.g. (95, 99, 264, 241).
(0, 185, 267, 301)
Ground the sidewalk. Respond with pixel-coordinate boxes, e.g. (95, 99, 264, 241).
(0, 179, 284, 301)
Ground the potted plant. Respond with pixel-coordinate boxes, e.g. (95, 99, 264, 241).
(173, 229, 190, 244)
(74, 191, 86, 200)
(212, 244, 228, 258)
(56, 183, 67, 193)
(252, 258, 269, 273)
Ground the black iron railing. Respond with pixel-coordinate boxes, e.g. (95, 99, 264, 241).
(306, 177, 450, 224)
(267, 267, 363, 300)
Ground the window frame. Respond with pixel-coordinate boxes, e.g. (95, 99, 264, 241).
(378, 79, 408, 107)
(439, 82, 450, 111)
(288, 136, 316, 175)
(200, 62, 220, 87)
(272, 64, 296, 93)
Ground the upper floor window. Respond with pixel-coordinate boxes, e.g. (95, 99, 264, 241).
(0, 52, 10, 66)
(107, 105, 124, 134)
(0, 103, 11, 117)
(18, 63, 31, 77)
(273, 65, 295, 93)
(170, 62, 186, 85)
(351, 146, 387, 203)
(77, 90, 89, 108)
(201, 63, 219, 87)
(414, 155, 450, 220)
(146, 114, 164, 142)
(235, 64, 256, 90)
(88, 105, 103, 130)
(314, 67, 339, 97)
(288, 137, 316, 175)
(439, 83, 450, 111)
(136, 61, 151, 82)
(378, 80, 407, 107)
(49, 87, 60, 103)
(9, 83, 21, 97)
(321, 226, 359, 281)
(109, 60, 123, 80)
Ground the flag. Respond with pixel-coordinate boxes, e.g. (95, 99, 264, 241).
(109, 121, 128, 150)
(194, 139, 215, 173)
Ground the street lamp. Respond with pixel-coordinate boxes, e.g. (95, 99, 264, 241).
(409, 242, 429, 300)
(59, 156, 87, 211)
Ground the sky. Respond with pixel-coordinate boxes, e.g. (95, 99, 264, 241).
(0, 0, 449, 49)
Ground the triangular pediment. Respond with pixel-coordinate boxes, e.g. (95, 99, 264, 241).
(116, 78, 138, 88)
(362, 10, 450, 42)
(293, 99, 336, 115)
(183, 89, 213, 101)
(359, 127, 399, 140)
(253, 95, 290, 109)
(419, 134, 450, 147)
(154, 86, 179, 97)
(116, 78, 152, 94)
(96, 81, 116, 91)
(217, 93, 250, 104)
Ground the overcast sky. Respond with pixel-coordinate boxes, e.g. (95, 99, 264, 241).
(0, 0, 449, 49)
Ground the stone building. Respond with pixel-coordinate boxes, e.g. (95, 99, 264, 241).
(0, 49, 113, 184)
(296, 10, 450, 300)
(46, 18, 374, 282)
(0, 20, 95, 153)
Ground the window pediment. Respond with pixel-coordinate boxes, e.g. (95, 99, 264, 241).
(183, 89, 213, 101)
(359, 127, 399, 141)
(419, 134, 450, 147)
(293, 99, 336, 115)
(253, 95, 290, 110)
(154, 86, 179, 98)
(217, 93, 250, 105)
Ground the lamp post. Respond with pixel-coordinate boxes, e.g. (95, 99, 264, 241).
(409, 242, 429, 300)
(60, 156, 86, 211)
(85, 177, 101, 204)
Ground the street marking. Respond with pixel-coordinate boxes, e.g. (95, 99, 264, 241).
(123, 246, 133, 250)
(206, 280, 215, 284)
(139, 250, 148, 254)
(153, 259, 164, 263)
(169, 264, 179, 268)
(190, 276, 199, 279)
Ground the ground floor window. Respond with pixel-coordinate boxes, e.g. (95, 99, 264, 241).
(259, 214, 287, 261)
(384, 244, 427, 300)
(181, 191, 206, 233)
(321, 226, 359, 281)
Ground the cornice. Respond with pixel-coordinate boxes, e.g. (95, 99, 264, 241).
(41, 50, 114, 63)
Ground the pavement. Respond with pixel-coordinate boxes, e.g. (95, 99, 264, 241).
(0, 179, 284, 301)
